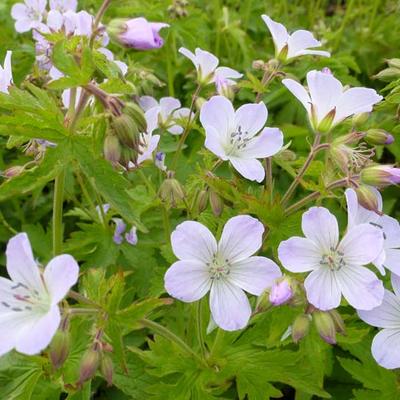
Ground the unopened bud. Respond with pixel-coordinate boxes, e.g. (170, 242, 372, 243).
(360, 165, 400, 188)
(104, 134, 121, 164)
(209, 190, 224, 217)
(278, 149, 296, 161)
(120, 148, 139, 168)
(365, 129, 394, 146)
(313, 310, 336, 344)
(352, 112, 369, 127)
(78, 348, 100, 385)
(267, 59, 280, 70)
(2, 165, 25, 178)
(112, 114, 140, 150)
(355, 185, 381, 212)
(328, 310, 346, 335)
(124, 102, 147, 133)
(269, 279, 293, 306)
(374, 67, 400, 82)
(197, 189, 208, 213)
(252, 60, 266, 70)
(387, 58, 400, 69)
(159, 174, 185, 207)
(255, 289, 271, 313)
(100, 354, 114, 387)
(292, 314, 311, 343)
(49, 329, 70, 370)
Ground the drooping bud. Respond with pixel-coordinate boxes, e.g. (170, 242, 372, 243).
(78, 348, 100, 385)
(111, 114, 140, 151)
(209, 190, 224, 217)
(125, 226, 138, 245)
(196, 189, 209, 213)
(2, 165, 25, 178)
(124, 102, 147, 133)
(328, 309, 346, 335)
(49, 318, 70, 370)
(364, 129, 394, 146)
(104, 134, 121, 164)
(360, 165, 400, 188)
(313, 310, 336, 344)
(374, 67, 400, 82)
(292, 313, 311, 343)
(352, 112, 369, 127)
(269, 278, 293, 306)
(100, 354, 114, 387)
(159, 172, 185, 207)
(355, 185, 381, 212)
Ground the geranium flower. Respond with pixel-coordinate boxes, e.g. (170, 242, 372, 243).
(199, 95, 284, 182)
(112, 218, 138, 246)
(164, 215, 282, 331)
(358, 274, 400, 369)
(139, 96, 189, 135)
(49, 0, 77, 12)
(278, 207, 384, 311)
(282, 70, 383, 132)
(11, 0, 47, 33)
(0, 233, 79, 356)
(345, 188, 400, 276)
(0, 51, 13, 94)
(179, 47, 242, 90)
(261, 15, 330, 61)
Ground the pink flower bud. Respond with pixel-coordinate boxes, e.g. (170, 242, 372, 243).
(269, 279, 293, 305)
(365, 129, 394, 145)
(78, 348, 100, 385)
(361, 165, 400, 187)
(313, 310, 336, 345)
(100, 354, 114, 387)
(49, 329, 70, 370)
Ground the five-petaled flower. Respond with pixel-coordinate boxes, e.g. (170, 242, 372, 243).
(164, 215, 282, 331)
(0, 233, 79, 356)
(358, 274, 400, 369)
(282, 70, 383, 132)
(179, 47, 242, 91)
(261, 15, 330, 62)
(11, 0, 47, 33)
(0, 51, 13, 94)
(200, 95, 284, 182)
(345, 188, 400, 276)
(278, 207, 384, 311)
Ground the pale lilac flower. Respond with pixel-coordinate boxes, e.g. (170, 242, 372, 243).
(49, 0, 77, 12)
(125, 226, 138, 245)
(116, 18, 169, 50)
(179, 47, 242, 88)
(358, 274, 400, 369)
(0, 233, 79, 356)
(278, 207, 384, 311)
(139, 96, 189, 135)
(164, 215, 282, 331)
(200, 96, 284, 182)
(0, 51, 13, 94)
(155, 152, 167, 171)
(346, 188, 400, 276)
(112, 218, 126, 245)
(269, 279, 293, 305)
(282, 70, 383, 132)
(46, 10, 64, 31)
(261, 15, 330, 61)
(11, 0, 47, 33)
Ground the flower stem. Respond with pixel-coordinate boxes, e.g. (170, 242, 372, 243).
(161, 206, 171, 244)
(196, 299, 207, 359)
(170, 84, 202, 170)
(264, 157, 273, 202)
(94, 0, 112, 30)
(68, 290, 101, 307)
(281, 134, 325, 206)
(210, 328, 225, 358)
(52, 168, 65, 256)
(255, 64, 280, 103)
(140, 318, 208, 367)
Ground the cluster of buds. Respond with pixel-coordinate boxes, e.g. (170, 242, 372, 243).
(104, 102, 147, 168)
(168, 0, 189, 19)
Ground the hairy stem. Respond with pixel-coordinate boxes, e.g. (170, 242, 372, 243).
(196, 299, 207, 359)
(52, 168, 65, 256)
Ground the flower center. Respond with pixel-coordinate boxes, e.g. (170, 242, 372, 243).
(226, 125, 250, 155)
(208, 254, 231, 280)
(320, 248, 345, 271)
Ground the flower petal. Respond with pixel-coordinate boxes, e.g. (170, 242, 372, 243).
(139, 95, 158, 112)
(278, 237, 322, 272)
(214, 66, 242, 80)
(391, 273, 400, 297)
(229, 256, 282, 295)
(295, 49, 330, 57)
(164, 260, 211, 302)
(200, 95, 235, 137)
(385, 249, 400, 276)
(381, 215, 400, 249)
(218, 215, 264, 263)
(287, 30, 322, 58)
(371, 329, 400, 369)
(339, 224, 384, 266)
(334, 88, 383, 125)
(302, 207, 339, 253)
(358, 290, 400, 329)
(16, 305, 61, 355)
(179, 47, 197, 68)
(43, 255, 79, 305)
(241, 127, 283, 159)
(11, 3, 28, 19)
(229, 157, 265, 182)
(194, 48, 219, 80)
(171, 221, 217, 263)
(234, 102, 268, 138)
(6, 233, 44, 294)
(336, 265, 384, 310)
(282, 78, 311, 113)
(204, 126, 228, 160)
(261, 15, 289, 54)
(159, 97, 181, 120)
(304, 268, 342, 310)
(210, 280, 251, 331)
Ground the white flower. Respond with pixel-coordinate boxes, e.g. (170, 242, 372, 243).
(0, 51, 13, 94)
(200, 95, 284, 182)
(49, 0, 77, 13)
(282, 70, 383, 132)
(11, 0, 47, 33)
(261, 15, 330, 61)
(139, 96, 189, 135)
(179, 47, 242, 89)
(278, 207, 384, 311)
(164, 215, 282, 331)
(0, 233, 79, 356)
(358, 274, 400, 369)
(345, 188, 400, 276)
